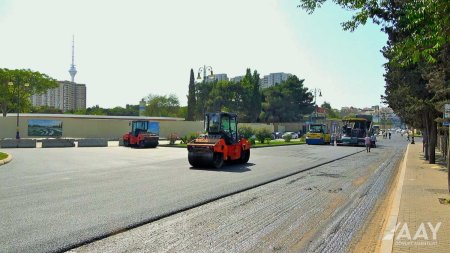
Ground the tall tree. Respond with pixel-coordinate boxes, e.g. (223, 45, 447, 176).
(186, 69, 196, 121)
(145, 93, 181, 117)
(321, 101, 332, 110)
(297, 0, 450, 166)
(260, 76, 314, 122)
(240, 68, 262, 122)
(195, 81, 213, 119)
(0, 68, 59, 117)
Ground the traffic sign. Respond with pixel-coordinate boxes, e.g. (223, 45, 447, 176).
(445, 104, 450, 119)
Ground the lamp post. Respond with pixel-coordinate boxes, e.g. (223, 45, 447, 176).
(312, 88, 322, 123)
(8, 80, 29, 139)
(197, 65, 214, 83)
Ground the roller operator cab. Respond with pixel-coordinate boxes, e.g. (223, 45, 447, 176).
(187, 112, 250, 169)
(122, 121, 159, 148)
(305, 124, 331, 145)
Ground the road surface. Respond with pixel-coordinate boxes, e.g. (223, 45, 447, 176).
(0, 137, 406, 252)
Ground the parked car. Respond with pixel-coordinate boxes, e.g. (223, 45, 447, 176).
(282, 132, 299, 139)
(271, 131, 284, 139)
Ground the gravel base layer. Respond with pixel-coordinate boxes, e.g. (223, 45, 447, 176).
(70, 139, 406, 253)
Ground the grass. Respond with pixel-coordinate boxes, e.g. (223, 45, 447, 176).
(162, 139, 306, 148)
(253, 139, 305, 147)
(0, 152, 8, 160)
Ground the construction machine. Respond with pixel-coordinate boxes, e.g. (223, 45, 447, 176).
(335, 115, 375, 147)
(305, 123, 331, 145)
(187, 112, 250, 168)
(122, 121, 159, 148)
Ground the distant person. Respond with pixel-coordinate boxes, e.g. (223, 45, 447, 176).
(388, 131, 392, 139)
(406, 132, 410, 141)
(365, 135, 371, 153)
(371, 134, 377, 148)
(422, 133, 427, 152)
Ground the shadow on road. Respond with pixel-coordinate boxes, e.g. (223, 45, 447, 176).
(190, 163, 255, 173)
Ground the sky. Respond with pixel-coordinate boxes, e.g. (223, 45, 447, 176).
(0, 0, 388, 109)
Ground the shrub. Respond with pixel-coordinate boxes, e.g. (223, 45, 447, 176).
(255, 127, 272, 144)
(188, 132, 199, 142)
(238, 125, 254, 139)
(264, 138, 272, 144)
(167, 133, 178, 145)
(283, 133, 292, 142)
(180, 136, 189, 144)
(249, 136, 256, 145)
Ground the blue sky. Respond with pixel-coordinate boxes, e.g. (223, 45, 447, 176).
(0, 0, 387, 109)
(280, 1, 387, 109)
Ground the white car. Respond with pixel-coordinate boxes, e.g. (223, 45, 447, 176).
(282, 132, 299, 139)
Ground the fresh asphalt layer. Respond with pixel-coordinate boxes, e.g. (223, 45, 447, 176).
(70, 137, 408, 253)
(1, 144, 362, 253)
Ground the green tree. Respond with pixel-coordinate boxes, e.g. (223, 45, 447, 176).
(260, 75, 314, 122)
(321, 101, 340, 119)
(240, 69, 262, 122)
(186, 69, 196, 121)
(30, 106, 63, 114)
(297, 0, 450, 168)
(193, 68, 263, 122)
(195, 81, 213, 119)
(321, 101, 331, 110)
(0, 68, 59, 117)
(145, 94, 181, 117)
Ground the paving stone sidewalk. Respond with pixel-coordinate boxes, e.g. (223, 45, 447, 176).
(393, 143, 450, 253)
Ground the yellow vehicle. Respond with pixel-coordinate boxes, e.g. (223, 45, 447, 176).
(305, 124, 331, 145)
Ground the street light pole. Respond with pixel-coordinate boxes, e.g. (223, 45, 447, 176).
(197, 65, 213, 116)
(197, 65, 213, 83)
(8, 80, 29, 139)
(312, 88, 322, 123)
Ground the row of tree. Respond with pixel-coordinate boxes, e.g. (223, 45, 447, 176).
(297, 1, 450, 171)
(2, 67, 327, 124)
(65, 104, 140, 116)
(187, 68, 316, 122)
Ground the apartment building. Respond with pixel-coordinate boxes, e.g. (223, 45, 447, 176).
(31, 81, 87, 112)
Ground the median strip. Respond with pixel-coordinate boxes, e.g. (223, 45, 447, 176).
(0, 152, 13, 165)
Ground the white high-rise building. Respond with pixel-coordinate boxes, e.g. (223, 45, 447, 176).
(212, 73, 228, 82)
(31, 81, 87, 112)
(230, 76, 244, 83)
(260, 72, 292, 88)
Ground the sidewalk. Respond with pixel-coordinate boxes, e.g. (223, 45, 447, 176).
(392, 144, 450, 253)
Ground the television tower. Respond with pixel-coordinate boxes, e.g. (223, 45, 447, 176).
(68, 35, 77, 82)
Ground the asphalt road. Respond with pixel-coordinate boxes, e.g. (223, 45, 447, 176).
(70, 136, 408, 253)
(0, 142, 365, 253)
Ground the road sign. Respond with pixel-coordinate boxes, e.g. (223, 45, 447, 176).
(444, 104, 450, 126)
(445, 104, 450, 118)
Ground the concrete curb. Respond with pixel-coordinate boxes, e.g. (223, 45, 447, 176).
(0, 139, 37, 148)
(0, 153, 13, 166)
(380, 144, 409, 253)
(78, 139, 108, 147)
(42, 139, 75, 148)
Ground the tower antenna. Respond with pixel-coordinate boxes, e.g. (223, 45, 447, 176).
(68, 35, 77, 82)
